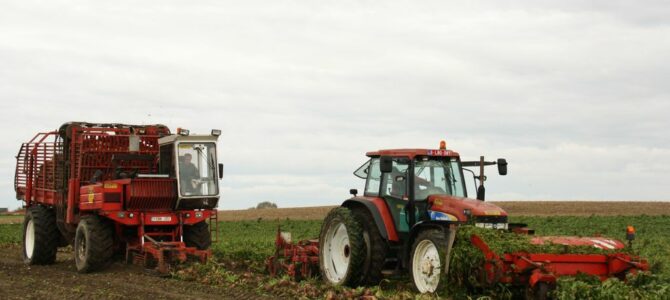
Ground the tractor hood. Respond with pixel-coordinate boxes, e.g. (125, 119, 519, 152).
(427, 195, 508, 222)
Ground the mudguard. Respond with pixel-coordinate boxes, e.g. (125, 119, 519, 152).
(342, 198, 391, 241)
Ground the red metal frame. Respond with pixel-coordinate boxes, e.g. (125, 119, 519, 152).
(470, 234, 648, 288)
(266, 228, 320, 280)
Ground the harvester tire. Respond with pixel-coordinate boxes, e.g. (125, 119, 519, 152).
(319, 207, 366, 287)
(410, 229, 449, 293)
(183, 221, 211, 250)
(74, 216, 114, 273)
(22, 206, 59, 265)
(352, 208, 387, 285)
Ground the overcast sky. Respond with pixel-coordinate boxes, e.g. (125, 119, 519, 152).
(1, 1, 668, 210)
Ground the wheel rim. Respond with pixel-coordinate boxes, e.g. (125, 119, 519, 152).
(24, 219, 35, 259)
(412, 239, 442, 293)
(322, 221, 350, 284)
(76, 230, 86, 264)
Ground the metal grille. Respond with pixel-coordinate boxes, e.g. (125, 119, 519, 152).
(14, 132, 64, 202)
(71, 129, 161, 185)
(126, 178, 177, 210)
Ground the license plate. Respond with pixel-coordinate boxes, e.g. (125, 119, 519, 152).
(151, 216, 172, 222)
(475, 223, 508, 230)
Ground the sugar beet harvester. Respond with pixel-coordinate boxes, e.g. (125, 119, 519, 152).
(267, 141, 648, 298)
(15, 122, 222, 273)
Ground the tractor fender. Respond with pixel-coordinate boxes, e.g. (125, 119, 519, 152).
(402, 221, 458, 269)
(342, 198, 390, 241)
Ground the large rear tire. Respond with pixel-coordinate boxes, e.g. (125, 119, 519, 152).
(410, 229, 449, 293)
(74, 216, 114, 273)
(183, 221, 212, 250)
(22, 206, 59, 265)
(319, 207, 366, 287)
(352, 208, 387, 285)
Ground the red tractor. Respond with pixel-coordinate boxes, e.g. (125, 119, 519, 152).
(268, 141, 648, 297)
(14, 122, 223, 273)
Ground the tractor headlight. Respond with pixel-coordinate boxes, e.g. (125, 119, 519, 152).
(195, 212, 203, 218)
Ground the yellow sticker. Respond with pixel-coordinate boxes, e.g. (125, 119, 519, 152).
(179, 144, 192, 149)
(88, 193, 95, 203)
(434, 199, 443, 206)
(104, 183, 118, 189)
(485, 210, 501, 216)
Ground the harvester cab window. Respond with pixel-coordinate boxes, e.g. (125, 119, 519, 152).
(364, 159, 381, 196)
(159, 144, 175, 176)
(177, 143, 218, 197)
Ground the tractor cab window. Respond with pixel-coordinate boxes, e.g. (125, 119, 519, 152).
(381, 159, 409, 200)
(177, 143, 218, 197)
(414, 157, 466, 200)
(364, 159, 381, 196)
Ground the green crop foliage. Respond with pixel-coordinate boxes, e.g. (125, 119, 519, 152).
(0, 224, 21, 244)
(1, 215, 668, 299)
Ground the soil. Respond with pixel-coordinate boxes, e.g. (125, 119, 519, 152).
(0, 244, 270, 300)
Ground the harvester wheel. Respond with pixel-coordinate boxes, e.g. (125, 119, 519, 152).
(352, 208, 387, 285)
(74, 216, 114, 273)
(183, 221, 211, 250)
(319, 207, 366, 287)
(410, 229, 448, 293)
(22, 206, 59, 265)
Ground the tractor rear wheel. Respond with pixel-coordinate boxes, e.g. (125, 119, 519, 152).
(183, 221, 212, 250)
(74, 215, 114, 273)
(22, 206, 59, 265)
(352, 208, 387, 285)
(319, 207, 366, 287)
(410, 229, 448, 293)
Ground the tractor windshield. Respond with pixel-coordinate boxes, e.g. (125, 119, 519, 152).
(414, 157, 465, 200)
(177, 142, 218, 197)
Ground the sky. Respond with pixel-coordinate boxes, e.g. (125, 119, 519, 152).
(1, 1, 669, 210)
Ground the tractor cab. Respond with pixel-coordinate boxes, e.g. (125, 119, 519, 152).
(354, 141, 509, 233)
(158, 128, 223, 210)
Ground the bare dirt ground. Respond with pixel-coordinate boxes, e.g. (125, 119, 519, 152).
(0, 244, 269, 300)
(219, 201, 670, 221)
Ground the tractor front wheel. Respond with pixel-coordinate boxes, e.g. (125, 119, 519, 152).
(22, 206, 59, 265)
(183, 221, 212, 250)
(319, 207, 366, 287)
(74, 216, 114, 273)
(410, 229, 448, 293)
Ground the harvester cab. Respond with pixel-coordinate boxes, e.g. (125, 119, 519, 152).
(157, 128, 223, 210)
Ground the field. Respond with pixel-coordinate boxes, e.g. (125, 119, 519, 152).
(0, 202, 669, 299)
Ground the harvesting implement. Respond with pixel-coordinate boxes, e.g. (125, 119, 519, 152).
(15, 122, 223, 274)
(267, 140, 649, 298)
(470, 234, 648, 294)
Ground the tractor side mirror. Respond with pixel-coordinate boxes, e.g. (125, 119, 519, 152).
(380, 156, 393, 173)
(349, 189, 358, 196)
(497, 158, 508, 176)
(218, 163, 224, 179)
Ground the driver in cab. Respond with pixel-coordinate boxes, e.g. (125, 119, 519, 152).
(179, 153, 200, 194)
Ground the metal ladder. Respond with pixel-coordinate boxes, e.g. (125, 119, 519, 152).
(209, 209, 219, 243)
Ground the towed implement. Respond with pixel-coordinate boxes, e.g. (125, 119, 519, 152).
(15, 122, 223, 273)
(267, 141, 648, 298)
